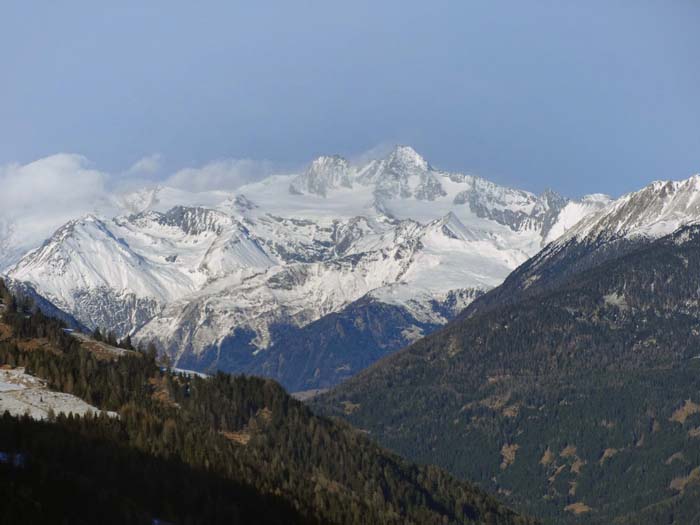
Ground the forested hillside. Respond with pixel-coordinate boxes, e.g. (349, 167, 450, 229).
(315, 224, 700, 524)
(0, 279, 532, 525)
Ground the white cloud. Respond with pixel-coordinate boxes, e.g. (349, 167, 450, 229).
(0, 154, 107, 210)
(0, 154, 113, 268)
(0, 153, 290, 269)
(125, 153, 162, 176)
(164, 158, 281, 192)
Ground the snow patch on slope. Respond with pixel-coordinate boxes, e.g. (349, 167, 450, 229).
(0, 367, 116, 420)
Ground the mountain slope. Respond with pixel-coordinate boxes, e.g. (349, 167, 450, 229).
(314, 223, 700, 523)
(241, 288, 482, 392)
(0, 279, 533, 525)
(462, 175, 700, 320)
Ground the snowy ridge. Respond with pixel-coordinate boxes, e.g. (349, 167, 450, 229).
(8, 209, 276, 335)
(6, 146, 611, 375)
(464, 174, 700, 318)
(543, 193, 612, 243)
(558, 175, 700, 244)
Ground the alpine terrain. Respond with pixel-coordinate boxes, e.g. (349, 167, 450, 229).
(2, 146, 609, 390)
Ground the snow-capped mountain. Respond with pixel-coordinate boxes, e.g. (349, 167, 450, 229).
(534, 174, 700, 278)
(9, 207, 275, 336)
(5, 146, 610, 387)
(560, 175, 700, 242)
(289, 155, 353, 196)
(463, 173, 700, 320)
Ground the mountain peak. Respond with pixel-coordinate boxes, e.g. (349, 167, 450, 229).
(306, 154, 349, 173)
(539, 188, 566, 205)
(289, 154, 352, 197)
(440, 210, 461, 225)
(433, 211, 478, 242)
(46, 214, 105, 242)
(386, 145, 429, 172)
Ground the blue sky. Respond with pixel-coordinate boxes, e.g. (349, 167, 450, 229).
(1, 1, 698, 197)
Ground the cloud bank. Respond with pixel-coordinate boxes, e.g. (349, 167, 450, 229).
(0, 154, 110, 260)
(164, 158, 281, 193)
(0, 152, 285, 269)
(125, 154, 163, 176)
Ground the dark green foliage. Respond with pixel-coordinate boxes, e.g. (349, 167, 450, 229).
(314, 225, 700, 524)
(165, 372, 532, 525)
(0, 302, 154, 411)
(0, 412, 307, 525)
(0, 278, 532, 525)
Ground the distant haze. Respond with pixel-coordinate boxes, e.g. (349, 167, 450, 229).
(1, 1, 698, 197)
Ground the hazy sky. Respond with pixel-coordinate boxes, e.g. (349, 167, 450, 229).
(1, 1, 698, 197)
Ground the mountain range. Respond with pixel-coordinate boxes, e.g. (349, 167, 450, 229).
(2, 146, 609, 390)
(314, 176, 700, 523)
(4, 144, 700, 523)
